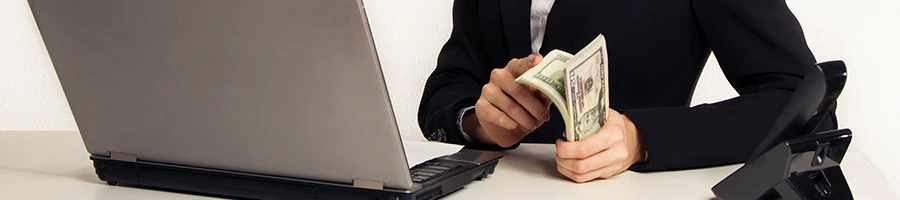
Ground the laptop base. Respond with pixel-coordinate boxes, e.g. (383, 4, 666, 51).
(91, 149, 502, 200)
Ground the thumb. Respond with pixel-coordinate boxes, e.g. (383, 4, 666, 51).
(509, 54, 544, 77)
(531, 54, 544, 66)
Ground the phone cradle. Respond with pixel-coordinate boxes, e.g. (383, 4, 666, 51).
(712, 60, 852, 200)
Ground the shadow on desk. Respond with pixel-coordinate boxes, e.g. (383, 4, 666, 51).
(500, 144, 569, 181)
(73, 167, 105, 184)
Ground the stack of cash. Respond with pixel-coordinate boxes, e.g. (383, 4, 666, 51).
(515, 34, 609, 141)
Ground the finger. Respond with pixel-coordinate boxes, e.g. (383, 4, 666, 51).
(506, 54, 540, 77)
(531, 54, 544, 66)
(556, 126, 622, 159)
(492, 69, 550, 121)
(482, 83, 537, 129)
(557, 162, 626, 183)
(475, 98, 517, 130)
(488, 120, 531, 148)
(526, 85, 540, 94)
(536, 91, 553, 108)
(525, 86, 553, 119)
(556, 147, 629, 174)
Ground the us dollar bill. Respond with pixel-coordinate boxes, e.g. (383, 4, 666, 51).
(564, 34, 608, 141)
(515, 50, 575, 126)
(515, 34, 609, 141)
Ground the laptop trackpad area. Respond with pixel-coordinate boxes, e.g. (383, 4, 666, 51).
(401, 140, 463, 168)
(442, 149, 504, 166)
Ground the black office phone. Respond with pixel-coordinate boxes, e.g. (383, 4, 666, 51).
(712, 61, 853, 200)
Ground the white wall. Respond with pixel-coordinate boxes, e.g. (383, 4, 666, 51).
(825, 1, 900, 197)
(2, 0, 898, 196)
(0, 0, 76, 130)
(362, 0, 454, 141)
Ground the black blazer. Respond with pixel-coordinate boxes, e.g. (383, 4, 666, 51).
(417, 0, 836, 171)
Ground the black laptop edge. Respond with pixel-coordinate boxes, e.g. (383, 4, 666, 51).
(90, 149, 502, 200)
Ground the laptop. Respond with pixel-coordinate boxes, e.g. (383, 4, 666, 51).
(28, 0, 502, 199)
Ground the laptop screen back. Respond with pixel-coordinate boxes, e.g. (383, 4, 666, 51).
(30, 0, 414, 190)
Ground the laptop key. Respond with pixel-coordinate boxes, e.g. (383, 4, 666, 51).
(423, 161, 441, 166)
(410, 160, 467, 183)
(416, 168, 444, 174)
(438, 163, 461, 168)
(412, 175, 429, 182)
(414, 171, 438, 177)
(424, 165, 452, 171)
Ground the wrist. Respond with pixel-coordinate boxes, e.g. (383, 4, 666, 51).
(623, 114, 646, 164)
(461, 109, 493, 145)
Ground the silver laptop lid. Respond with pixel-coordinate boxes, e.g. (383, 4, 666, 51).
(29, 0, 414, 190)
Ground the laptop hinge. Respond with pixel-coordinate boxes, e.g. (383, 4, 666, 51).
(108, 151, 137, 162)
(352, 179, 384, 190)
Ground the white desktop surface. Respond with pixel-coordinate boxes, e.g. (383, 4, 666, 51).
(0, 131, 895, 199)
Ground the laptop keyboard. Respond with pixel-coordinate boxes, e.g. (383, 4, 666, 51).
(409, 161, 463, 183)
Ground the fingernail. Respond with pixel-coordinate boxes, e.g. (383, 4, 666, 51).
(545, 113, 551, 121)
(529, 54, 537, 62)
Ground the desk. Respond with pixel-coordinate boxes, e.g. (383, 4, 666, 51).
(1, 131, 896, 199)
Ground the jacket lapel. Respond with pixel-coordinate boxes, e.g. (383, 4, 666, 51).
(501, 0, 642, 57)
(498, 0, 532, 58)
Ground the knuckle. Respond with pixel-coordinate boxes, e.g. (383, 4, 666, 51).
(574, 161, 590, 174)
(574, 175, 589, 183)
(506, 59, 517, 67)
(598, 172, 613, 179)
(486, 85, 498, 95)
(475, 99, 487, 110)
(483, 85, 499, 96)
(490, 69, 504, 81)
(482, 85, 500, 98)
(505, 109, 520, 122)
(576, 145, 592, 158)
(494, 115, 509, 125)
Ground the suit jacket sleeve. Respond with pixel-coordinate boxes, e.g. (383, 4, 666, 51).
(417, 0, 515, 150)
(625, 0, 836, 171)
